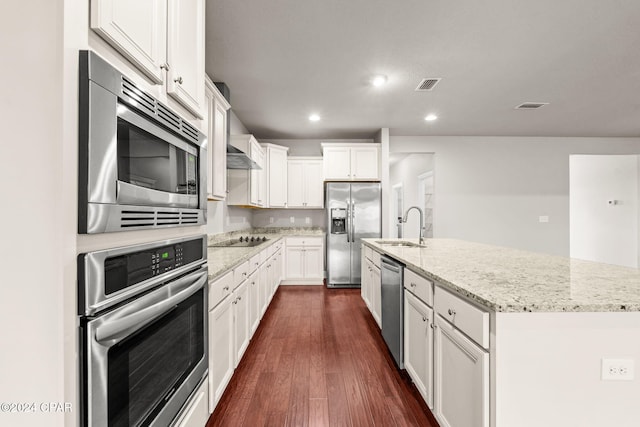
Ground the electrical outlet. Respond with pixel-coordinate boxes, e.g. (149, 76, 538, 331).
(305, 217, 310, 224)
(602, 358, 635, 381)
(290, 216, 295, 224)
(539, 215, 549, 223)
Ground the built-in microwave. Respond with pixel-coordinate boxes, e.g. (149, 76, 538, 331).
(78, 50, 207, 234)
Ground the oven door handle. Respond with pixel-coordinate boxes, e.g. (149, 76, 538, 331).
(94, 269, 207, 345)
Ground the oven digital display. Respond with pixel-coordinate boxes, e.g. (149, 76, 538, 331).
(104, 239, 203, 295)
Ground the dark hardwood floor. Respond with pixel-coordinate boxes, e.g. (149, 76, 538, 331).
(206, 285, 439, 427)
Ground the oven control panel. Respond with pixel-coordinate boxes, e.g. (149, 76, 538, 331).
(104, 239, 203, 295)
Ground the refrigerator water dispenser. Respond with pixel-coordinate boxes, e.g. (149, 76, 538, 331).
(330, 208, 346, 234)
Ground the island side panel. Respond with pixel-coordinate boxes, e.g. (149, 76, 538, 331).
(494, 311, 640, 427)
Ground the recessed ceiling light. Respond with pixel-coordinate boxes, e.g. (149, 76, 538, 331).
(372, 75, 387, 87)
(424, 114, 438, 121)
(309, 114, 321, 122)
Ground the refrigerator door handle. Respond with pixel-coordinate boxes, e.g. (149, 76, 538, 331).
(351, 201, 355, 243)
(346, 201, 351, 242)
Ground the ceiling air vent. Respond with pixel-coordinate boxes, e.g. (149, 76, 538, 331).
(415, 78, 442, 91)
(515, 102, 549, 110)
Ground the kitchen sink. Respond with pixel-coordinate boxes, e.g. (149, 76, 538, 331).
(375, 240, 426, 248)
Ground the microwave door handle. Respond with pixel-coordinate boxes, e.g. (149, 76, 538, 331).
(95, 270, 207, 345)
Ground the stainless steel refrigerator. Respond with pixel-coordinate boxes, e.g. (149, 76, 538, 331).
(326, 182, 381, 287)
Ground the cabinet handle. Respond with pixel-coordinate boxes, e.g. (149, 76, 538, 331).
(448, 308, 456, 316)
(223, 286, 229, 291)
(422, 316, 427, 322)
(255, 262, 259, 266)
(160, 63, 170, 71)
(174, 76, 183, 84)
(410, 282, 417, 287)
(430, 323, 435, 329)
(238, 296, 242, 301)
(242, 272, 247, 276)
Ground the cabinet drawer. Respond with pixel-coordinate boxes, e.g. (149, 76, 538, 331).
(371, 250, 381, 268)
(434, 286, 489, 349)
(364, 245, 373, 261)
(209, 270, 233, 310)
(286, 236, 322, 247)
(233, 261, 249, 289)
(249, 254, 261, 272)
(404, 269, 433, 306)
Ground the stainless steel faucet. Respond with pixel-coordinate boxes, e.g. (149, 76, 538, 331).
(402, 206, 425, 245)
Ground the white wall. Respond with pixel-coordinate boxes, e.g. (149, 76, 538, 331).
(0, 2, 67, 426)
(570, 155, 639, 267)
(391, 136, 640, 256)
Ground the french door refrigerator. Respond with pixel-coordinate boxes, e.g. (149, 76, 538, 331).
(326, 182, 381, 287)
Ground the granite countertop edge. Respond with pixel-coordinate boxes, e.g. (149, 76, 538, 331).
(362, 238, 640, 314)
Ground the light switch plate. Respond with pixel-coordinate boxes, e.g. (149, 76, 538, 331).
(539, 215, 549, 223)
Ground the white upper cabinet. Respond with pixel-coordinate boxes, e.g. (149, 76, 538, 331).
(262, 144, 289, 208)
(205, 77, 230, 201)
(287, 157, 324, 209)
(91, 0, 205, 118)
(321, 143, 380, 181)
(166, 0, 205, 118)
(91, 0, 167, 84)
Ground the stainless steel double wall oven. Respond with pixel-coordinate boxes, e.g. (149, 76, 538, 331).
(78, 50, 207, 234)
(78, 236, 208, 427)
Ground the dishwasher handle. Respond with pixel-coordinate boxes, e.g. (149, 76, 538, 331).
(380, 256, 402, 273)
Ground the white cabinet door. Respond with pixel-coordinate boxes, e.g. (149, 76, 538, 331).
(404, 291, 434, 409)
(232, 280, 250, 366)
(166, 0, 205, 118)
(250, 142, 265, 206)
(208, 295, 234, 412)
(303, 246, 324, 280)
(361, 257, 372, 309)
(259, 263, 269, 318)
(371, 264, 382, 328)
(174, 378, 209, 427)
(266, 146, 288, 208)
(434, 315, 489, 427)
(323, 147, 351, 180)
(248, 270, 260, 335)
(351, 146, 379, 180)
(205, 78, 229, 201)
(287, 161, 305, 208)
(304, 160, 324, 208)
(285, 246, 305, 280)
(91, 0, 167, 84)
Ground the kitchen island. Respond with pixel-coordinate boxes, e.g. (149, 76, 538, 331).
(363, 238, 640, 427)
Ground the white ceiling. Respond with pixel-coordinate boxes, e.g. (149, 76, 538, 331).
(205, 0, 640, 140)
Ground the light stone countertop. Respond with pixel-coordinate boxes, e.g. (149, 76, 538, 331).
(207, 228, 325, 281)
(363, 238, 640, 313)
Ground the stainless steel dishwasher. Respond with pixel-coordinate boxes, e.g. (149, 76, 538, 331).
(380, 255, 405, 368)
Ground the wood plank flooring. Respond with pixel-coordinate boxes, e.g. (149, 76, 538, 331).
(206, 285, 439, 427)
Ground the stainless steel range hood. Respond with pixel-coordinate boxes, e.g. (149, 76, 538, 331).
(227, 144, 261, 170)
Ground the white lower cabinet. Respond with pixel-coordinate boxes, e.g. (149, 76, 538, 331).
(173, 378, 209, 427)
(259, 261, 269, 317)
(283, 237, 324, 284)
(248, 270, 260, 335)
(208, 240, 285, 414)
(404, 290, 434, 409)
(232, 280, 250, 364)
(434, 313, 489, 427)
(208, 293, 234, 412)
(371, 262, 381, 328)
(362, 250, 381, 328)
